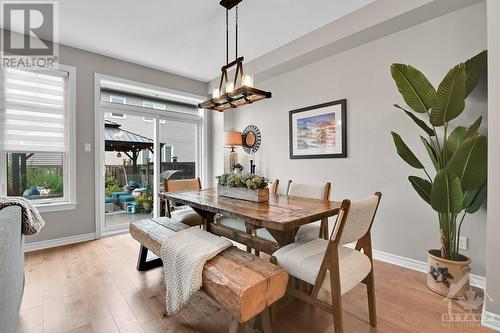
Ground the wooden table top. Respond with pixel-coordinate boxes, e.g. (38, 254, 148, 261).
(162, 188, 341, 231)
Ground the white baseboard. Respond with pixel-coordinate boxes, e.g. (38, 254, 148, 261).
(24, 233, 96, 252)
(470, 274, 487, 290)
(345, 244, 486, 290)
(482, 310, 500, 331)
(100, 228, 130, 238)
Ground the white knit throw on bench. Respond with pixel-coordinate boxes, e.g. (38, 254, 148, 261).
(160, 226, 232, 315)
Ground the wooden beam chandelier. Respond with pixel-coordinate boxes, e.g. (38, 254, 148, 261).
(198, 0, 272, 112)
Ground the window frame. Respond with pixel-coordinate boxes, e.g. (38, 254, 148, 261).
(143, 101, 166, 110)
(161, 144, 174, 162)
(143, 101, 166, 123)
(108, 95, 127, 119)
(0, 64, 77, 212)
(109, 95, 126, 105)
(143, 116, 166, 124)
(109, 113, 126, 119)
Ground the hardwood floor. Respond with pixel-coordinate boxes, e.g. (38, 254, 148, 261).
(19, 234, 492, 333)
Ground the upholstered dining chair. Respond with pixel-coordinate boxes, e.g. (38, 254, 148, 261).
(271, 192, 382, 333)
(255, 180, 332, 243)
(163, 177, 203, 226)
(217, 179, 279, 252)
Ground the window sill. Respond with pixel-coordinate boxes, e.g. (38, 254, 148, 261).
(35, 201, 78, 213)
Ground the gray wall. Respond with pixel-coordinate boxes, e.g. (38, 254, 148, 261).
(224, 3, 488, 275)
(23, 40, 207, 244)
(485, 0, 500, 318)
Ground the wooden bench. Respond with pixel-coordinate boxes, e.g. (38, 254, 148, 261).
(129, 217, 288, 333)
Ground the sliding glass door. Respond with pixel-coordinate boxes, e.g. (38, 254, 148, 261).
(99, 101, 202, 235)
(103, 112, 156, 229)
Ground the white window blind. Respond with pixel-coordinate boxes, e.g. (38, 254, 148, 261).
(1, 68, 68, 153)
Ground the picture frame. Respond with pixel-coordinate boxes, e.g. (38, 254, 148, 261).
(289, 99, 347, 159)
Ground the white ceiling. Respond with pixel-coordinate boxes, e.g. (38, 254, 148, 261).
(10, 0, 375, 81)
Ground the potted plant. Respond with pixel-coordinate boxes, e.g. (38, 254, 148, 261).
(142, 191, 153, 213)
(216, 172, 269, 202)
(390, 50, 487, 298)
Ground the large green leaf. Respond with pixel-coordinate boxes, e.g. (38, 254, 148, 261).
(394, 104, 434, 136)
(466, 116, 483, 139)
(409, 176, 432, 204)
(445, 126, 467, 157)
(465, 50, 487, 97)
(391, 64, 436, 113)
(391, 132, 424, 169)
(462, 190, 476, 209)
(421, 136, 439, 171)
(431, 170, 463, 214)
(466, 183, 486, 214)
(430, 64, 466, 126)
(447, 135, 487, 191)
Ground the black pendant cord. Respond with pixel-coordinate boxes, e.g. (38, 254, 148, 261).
(235, 5, 238, 59)
(225, 9, 229, 65)
(225, 6, 239, 64)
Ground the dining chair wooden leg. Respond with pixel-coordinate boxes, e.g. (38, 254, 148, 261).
(332, 296, 343, 333)
(330, 266, 343, 333)
(366, 269, 377, 327)
(359, 234, 377, 327)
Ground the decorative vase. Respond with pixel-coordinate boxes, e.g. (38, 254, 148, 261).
(427, 249, 471, 299)
(217, 184, 269, 203)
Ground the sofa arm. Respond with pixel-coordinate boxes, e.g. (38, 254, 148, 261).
(0, 206, 24, 333)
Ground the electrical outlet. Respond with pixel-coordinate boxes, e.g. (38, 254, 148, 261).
(459, 236, 468, 250)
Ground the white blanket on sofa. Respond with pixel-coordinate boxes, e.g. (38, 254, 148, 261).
(0, 196, 45, 235)
(160, 226, 232, 315)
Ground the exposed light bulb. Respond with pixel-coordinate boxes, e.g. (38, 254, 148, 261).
(212, 88, 220, 98)
(242, 75, 253, 87)
(225, 82, 234, 93)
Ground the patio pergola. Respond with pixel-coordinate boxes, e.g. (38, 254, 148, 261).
(104, 120, 163, 178)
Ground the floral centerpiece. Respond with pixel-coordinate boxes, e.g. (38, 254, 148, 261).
(216, 171, 269, 202)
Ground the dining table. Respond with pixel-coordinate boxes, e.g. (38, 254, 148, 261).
(160, 188, 341, 254)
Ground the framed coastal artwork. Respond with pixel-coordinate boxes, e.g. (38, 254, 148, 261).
(289, 99, 347, 159)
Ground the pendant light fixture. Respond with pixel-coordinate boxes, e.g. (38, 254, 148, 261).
(198, 0, 272, 112)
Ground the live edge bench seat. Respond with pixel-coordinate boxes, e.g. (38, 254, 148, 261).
(129, 217, 288, 329)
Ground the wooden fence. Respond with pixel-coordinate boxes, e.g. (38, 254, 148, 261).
(106, 162, 196, 186)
